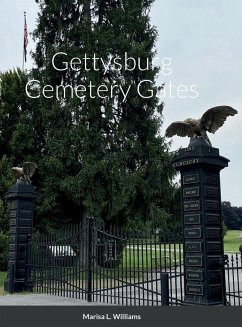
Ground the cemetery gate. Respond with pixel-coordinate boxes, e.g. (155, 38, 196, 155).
(25, 219, 242, 306)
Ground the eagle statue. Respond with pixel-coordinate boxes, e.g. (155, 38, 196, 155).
(165, 106, 238, 146)
(12, 162, 38, 184)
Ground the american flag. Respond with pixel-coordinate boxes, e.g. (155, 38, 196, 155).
(24, 15, 28, 62)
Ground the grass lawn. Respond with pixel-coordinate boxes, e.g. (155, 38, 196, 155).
(224, 230, 242, 253)
(0, 271, 7, 295)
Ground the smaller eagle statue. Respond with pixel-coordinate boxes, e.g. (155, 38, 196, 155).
(165, 106, 238, 146)
(12, 162, 38, 184)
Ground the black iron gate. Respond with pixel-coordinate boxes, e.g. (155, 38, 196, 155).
(27, 220, 242, 305)
(27, 219, 184, 305)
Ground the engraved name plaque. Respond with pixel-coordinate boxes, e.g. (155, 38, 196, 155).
(185, 255, 203, 266)
(207, 242, 222, 253)
(205, 200, 220, 211)
(186, 284, 204, 296)
(206, 228, 221, 238)
(184, 201, 200, 211)
(184, 214, 201, 225)
(205, 174, 218, 185)
(183, 174, 199, 185)
(183, 187, 199, 198)
(204, 187, 219, 198)
(185, 241, 202, 252)
(184, 228, 202, 238)
(186, 270, 203, 281)
(205, 214, 220, 225)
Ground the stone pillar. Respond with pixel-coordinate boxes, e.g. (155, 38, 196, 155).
(172, 138, 228, 305)
(4, 180, 38, 293)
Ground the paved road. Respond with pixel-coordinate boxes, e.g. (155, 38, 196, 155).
(0, 293, 112, 306)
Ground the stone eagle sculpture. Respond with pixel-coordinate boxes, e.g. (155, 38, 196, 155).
(165, 106, 238, 146)
(12, 162, 38, 183)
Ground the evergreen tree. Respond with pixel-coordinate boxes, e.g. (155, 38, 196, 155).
(30, 0, 176, 229)
(0, 68, 42, 232)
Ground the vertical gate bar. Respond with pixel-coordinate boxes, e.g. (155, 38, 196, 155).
(236, 253, 240, 306)
(231, 255, 235, 305)
(145, 233, 149, 306)
(110, 225, 113, 304)
(137, 233, 140, 306)
(87, 218, 93, 302)
(121, 227, 124, 305)
(161, 272, 169, 306)
(159, 239, 162, 306)
(179, 242, 183, 303)
(141, 233, 145, 305)
(173, 243, 178, 304)
(149, 230, 153, 306)
(115, 225, 118, 304)
(79, 224, 82, 299)
(132, 230, 136, 305)
(154, 231, 158, 305)
(168, 243, 172, 304)
(226, 256, 231, 305)
(42, 235, 45, 294)
(125, 228, 128, 305)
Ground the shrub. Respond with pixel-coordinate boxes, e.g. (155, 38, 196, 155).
(239, 244, 242, 254)
(0, 232, 8, 271)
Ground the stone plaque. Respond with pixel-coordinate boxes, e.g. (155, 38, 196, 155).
(204, 187, 219, 198)
(8, 252, 16, 260)
(184, 228, 202, 238)
(186, 255, 203, 266)
(183, 187, 199, 198)
(9, 244, 15, 251)
(10, 201, 17, 209)
(207, 242, 222, 253)
(19, 219, 31, 226)
(207, 256, 221, 269)
(205, 174, 218, 185)
(184, 200, 200, 211)
(184, 214, 201, 225)
(19, 210, 32, 219)
(185, 241, 202, 252)
(10, 219, 17, 226)
(9, 226, 17, 234)
(19, 227, 31, 234)
(9, 236, 16, 243)
(206, 228, 221, 238)
(208, 285, 223, 299)
(205, 200, 220, 211)
(10, 211, 17, 218)
(183, 174, 199, 185)
(186, 284, 204, 295)
(205, 214, 220, 225)
(186, 270, 203, 281)
(208, 271, 221, 283)
(19, 201, 32, 210)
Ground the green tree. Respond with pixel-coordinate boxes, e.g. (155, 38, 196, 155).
(222, 201, 242, 230)
(28, 0, 176, 230)
(0, 69, 42, 232)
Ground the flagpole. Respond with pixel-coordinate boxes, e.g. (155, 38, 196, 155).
(22, 11, 26, 71)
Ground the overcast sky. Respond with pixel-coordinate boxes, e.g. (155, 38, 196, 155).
(0, 0, 241, 206)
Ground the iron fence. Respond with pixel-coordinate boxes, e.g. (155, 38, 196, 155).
(224, 253, 242, 306)
(26, 220, 242, 306)
(27, 219, 184, 305)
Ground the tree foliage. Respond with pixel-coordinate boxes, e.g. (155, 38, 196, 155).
(222, 201, 242, 230)
(0, 1, 179, 233)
